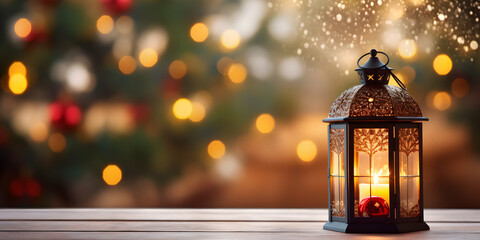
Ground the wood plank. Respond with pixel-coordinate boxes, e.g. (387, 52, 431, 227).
(0, 221, 479, 233)
(0, 223, 479, 240)
(0, 209, 479, 222)
(0, 209, 325, 221)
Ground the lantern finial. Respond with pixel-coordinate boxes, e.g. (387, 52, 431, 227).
(355, 49, 407, 90)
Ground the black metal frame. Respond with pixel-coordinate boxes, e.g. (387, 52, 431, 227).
(323, 120, 429, 233)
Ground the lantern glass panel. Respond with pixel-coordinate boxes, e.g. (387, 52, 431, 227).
(330, 128, 345, 217)
(331, 176, 345, 217)
(399, 128, 420, 218)
(353, 128, 390, 217)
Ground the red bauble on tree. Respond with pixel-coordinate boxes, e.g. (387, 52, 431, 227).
(49, 101, 82, 129)
(358, 196, 389, 217)
(101, 0, 132, 15)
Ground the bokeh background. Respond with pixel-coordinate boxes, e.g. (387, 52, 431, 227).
(1, 0, 479, 208)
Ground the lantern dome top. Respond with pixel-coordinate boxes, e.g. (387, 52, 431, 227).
(325, 84, 427, 122)
(324, 49, 427, 122)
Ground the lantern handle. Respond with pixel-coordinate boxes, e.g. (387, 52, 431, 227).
(356, 49, 390, 69)
(388, 69, 408, 91)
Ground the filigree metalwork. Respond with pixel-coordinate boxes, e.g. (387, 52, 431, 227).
(330, 129, 344, 155)
(328, 85, 362, 118)
(350, 85, 393, 117)
(331, 200, 345, 217)
(399, 128, 420, 218)
(330, 129, 345, 217)
(354, 128, 388, 157)
(399, 128, 419, 157)
(386, 85, 422, 117)
(327, 85, 423, 119)
(400, 202, 420, 218)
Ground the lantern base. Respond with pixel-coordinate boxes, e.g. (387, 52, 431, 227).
(323, 221, 429, 233)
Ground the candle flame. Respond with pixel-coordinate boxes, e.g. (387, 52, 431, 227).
(372, 165, 389, 184)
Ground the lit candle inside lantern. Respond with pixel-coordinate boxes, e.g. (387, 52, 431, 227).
(359, 174, 389, 205)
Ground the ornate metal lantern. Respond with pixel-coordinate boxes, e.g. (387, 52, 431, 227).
(323, 49, 430, 233)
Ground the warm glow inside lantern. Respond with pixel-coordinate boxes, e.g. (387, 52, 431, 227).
(323, 49, 429, 233)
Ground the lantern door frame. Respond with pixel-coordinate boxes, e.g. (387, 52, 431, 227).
(327, 123, 348, 223)
(347, 122, 395, 224)
(394, 123, 425, 224)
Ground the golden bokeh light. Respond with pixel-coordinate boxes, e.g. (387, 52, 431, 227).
(118, 56, 136, 75)
(9, 74, 28, 95)
(30, 122, 48, 142)
(48, 132, 66, 153)
(103, 164, 122, 186)
(139, 48, 158, 67)
(451, 78, 469, 98)
(190, 22, 209, 43)
(388, 7, 404, 20)
(398, 39, 417, 59)
(116, 15, 134, 34)
(433, 91, 452, 111)
(220, 29, 241, 50)
(217, 57, 233, 75)
(169, 60, 187, 79)
(172, 98, 193, 119)
(14, 18, 32, 38)
(433, 54, 452, 75)
(96, 15, 114, 34)
(9, 61, 26, 77)
(297, 140, 317, 162)
(208, 140, 225, 159)
(189, 101, 206, 122)
(255, 113, 275, 134)
(227, 63, 247, 83)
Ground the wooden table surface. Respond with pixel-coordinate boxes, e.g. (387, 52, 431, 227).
(0, 209, 478, 239)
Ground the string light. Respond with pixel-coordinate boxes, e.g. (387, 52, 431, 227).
(297, 140, 317, 162)
(139, 48, 158, 67)
(220, 29, 241, 50)
(9, 61, 26, 77)
(208, 140, 225, 159)
(48, 132, 66, 153)
(116, 15, 134, 34)
(169, 60, 187, 79)
(433, 91, 452, 111)
(118, 56, 136, 75)
(103, 164, 122, 186)
(97, 15, 114, 34)
(227, 63, 247, 83)
(172, 98, 193, 119)
(189, 101, 206, 122)
(14, 18, 31, 38)
(29, 122, 48, 142)
(190, 22, 209, 43)
(217, 57, 233, 75)
(9, 74, 28, 95)
(255, 113, 275, 134)
(433, 54, 452, 75)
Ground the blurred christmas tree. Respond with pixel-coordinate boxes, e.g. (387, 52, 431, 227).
(0, 0, 302, 207)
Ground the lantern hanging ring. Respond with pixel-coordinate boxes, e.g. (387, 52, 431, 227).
(356, 49, 390, 69)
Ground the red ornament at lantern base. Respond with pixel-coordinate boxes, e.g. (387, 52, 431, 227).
(358, 196, 389, 217)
